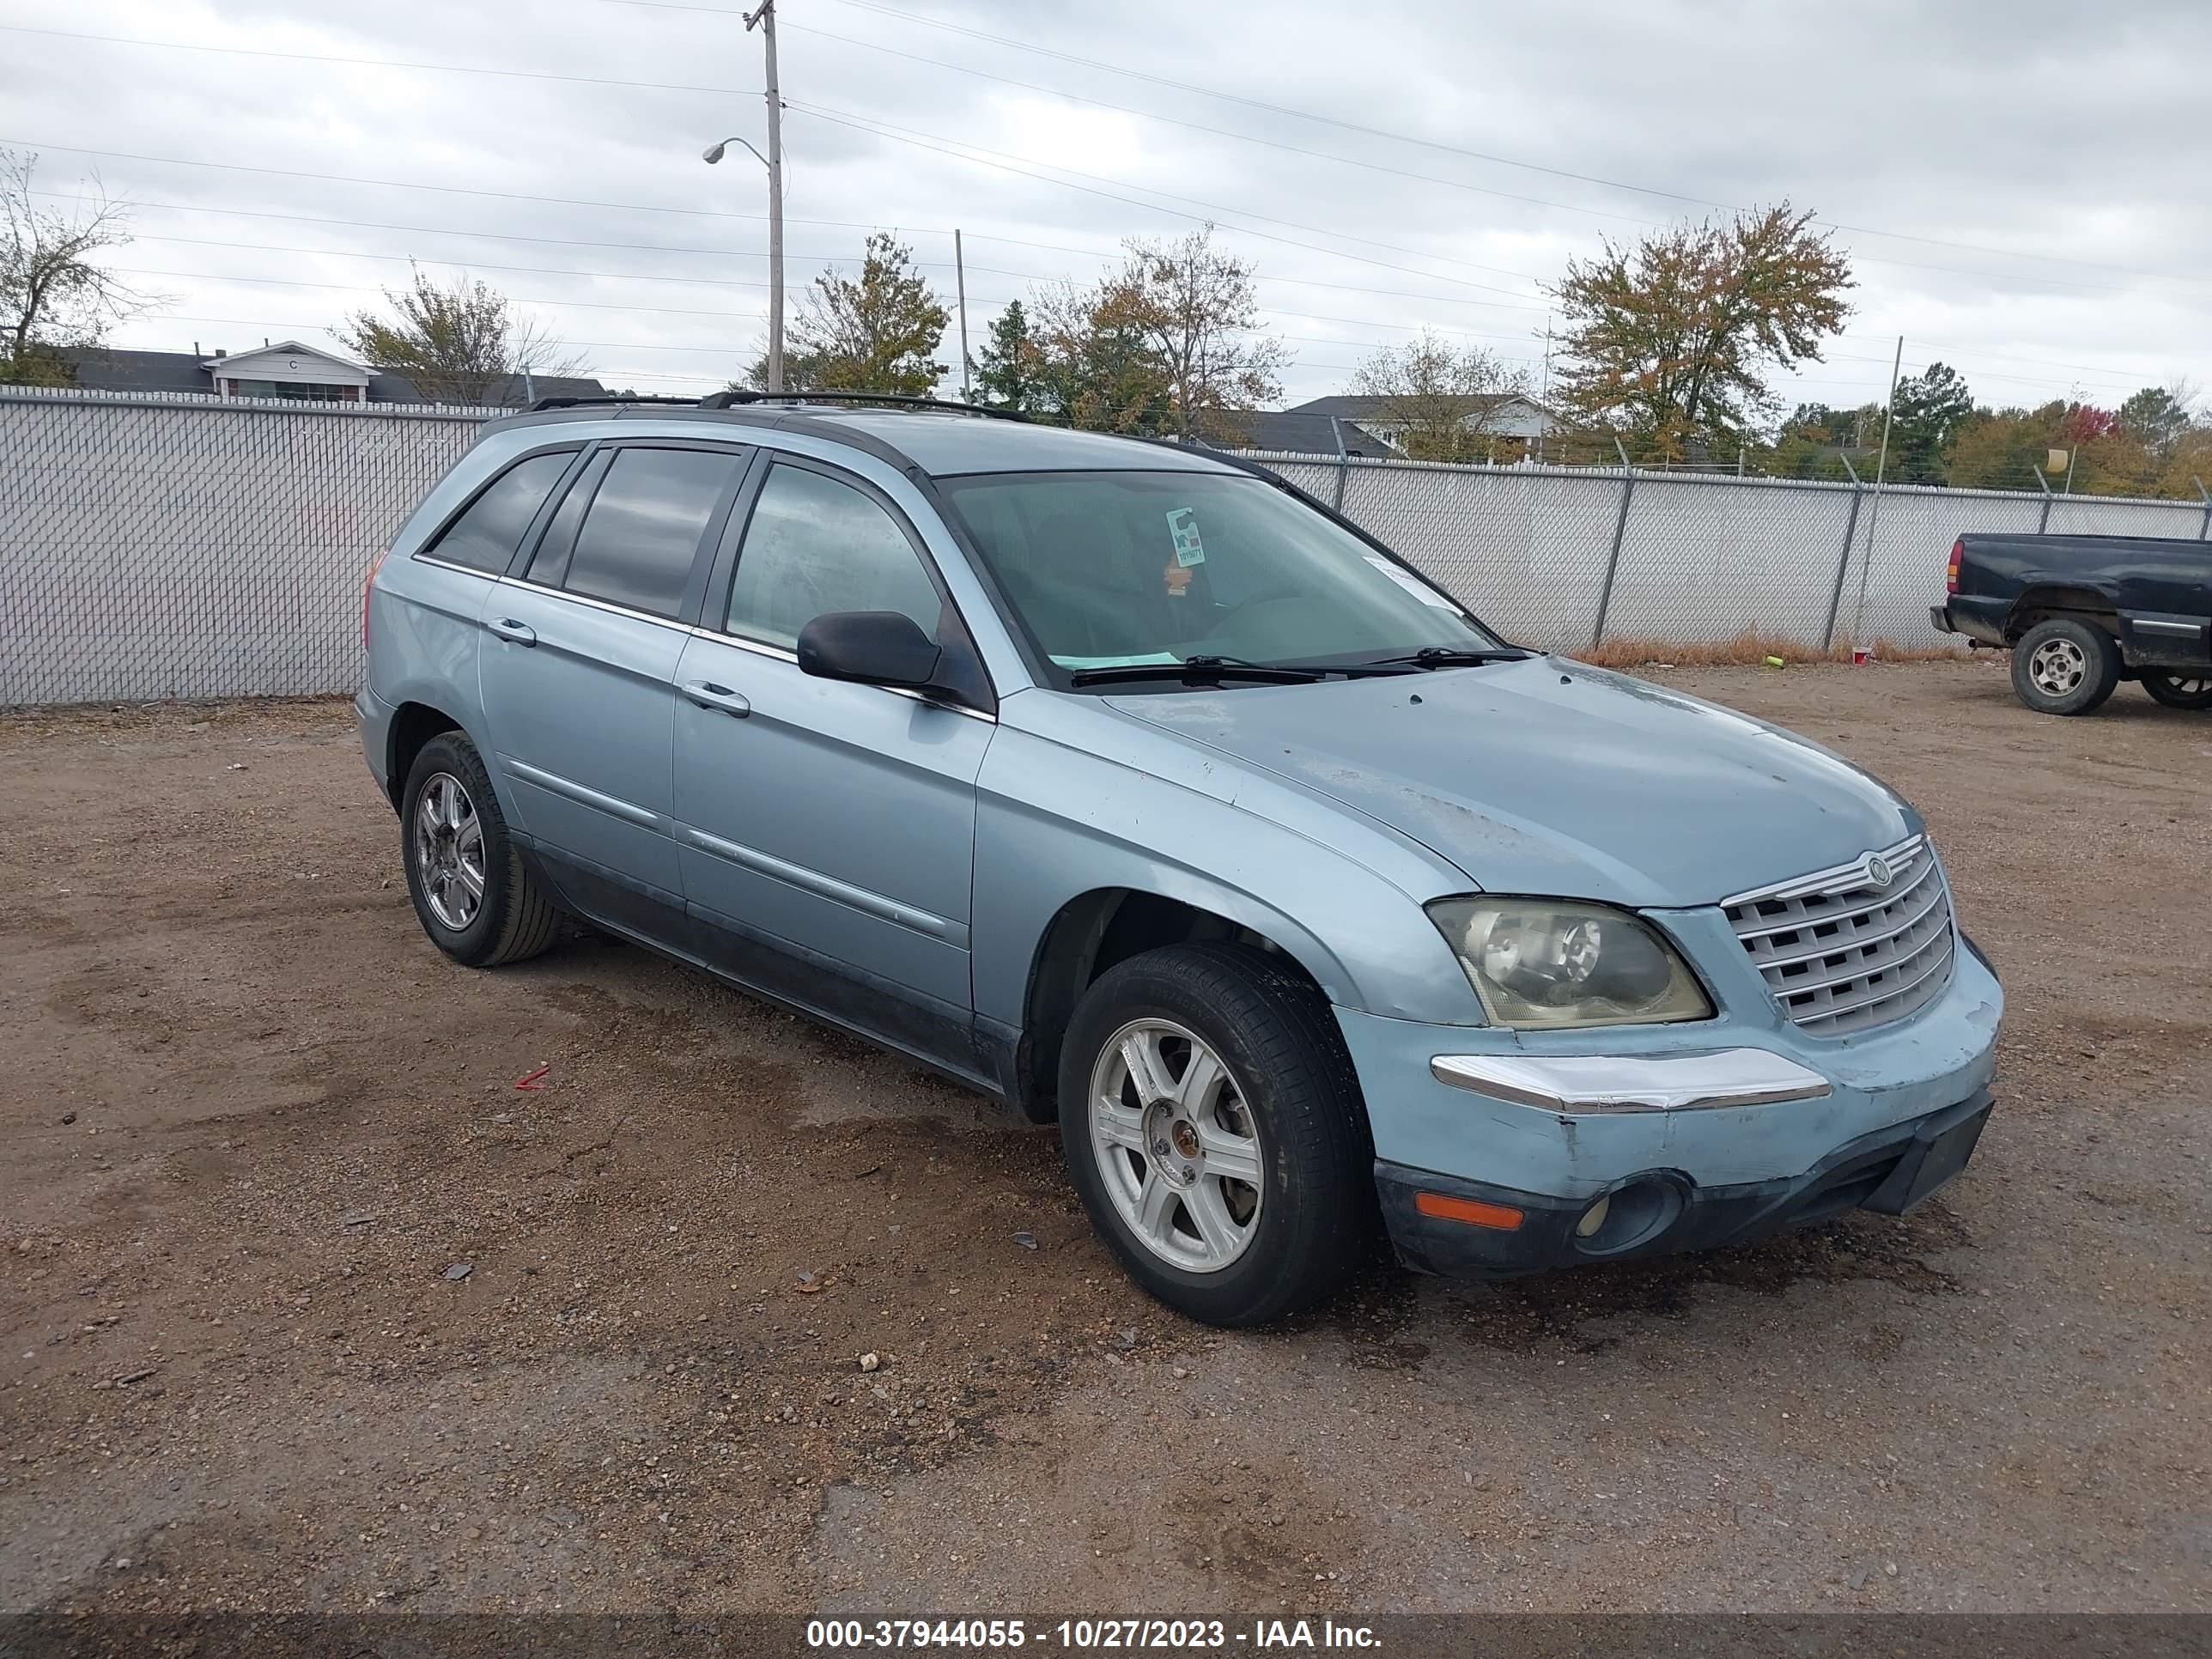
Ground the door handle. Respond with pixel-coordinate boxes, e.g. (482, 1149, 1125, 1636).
(683, 679, 751, 718)
(489, 617, 537, 647)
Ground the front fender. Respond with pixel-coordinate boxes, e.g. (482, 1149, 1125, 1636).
(969, 716, 1485, 1027)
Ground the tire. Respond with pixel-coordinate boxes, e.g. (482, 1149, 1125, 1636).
(2142, 670, 2212, 711)
(2010, 617, 2121, 715)
(1057, 942, 1374, 1327)
(399, 732, 562, 968)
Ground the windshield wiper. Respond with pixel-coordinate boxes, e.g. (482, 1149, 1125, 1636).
(1067, 654, 1324, 688)
(1359, 646, 1532, 669)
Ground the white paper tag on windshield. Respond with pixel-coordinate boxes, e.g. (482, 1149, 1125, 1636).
(1166, 507, 1206, 567)
(1365, 555, 1456, 608)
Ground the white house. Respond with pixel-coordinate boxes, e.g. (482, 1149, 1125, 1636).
(199, 341, 374, 404)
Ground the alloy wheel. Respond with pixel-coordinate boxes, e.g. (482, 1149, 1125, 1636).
(1088, 1018, 1266, 1273)
(413, 771, 487, 930)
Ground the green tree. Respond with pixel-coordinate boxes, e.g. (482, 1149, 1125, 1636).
(972, 299, 1039, 413)
(748, 232, 948, 397)
(1348, 331, 1530, 461)
(1887, 362, 1974, 483)
(1109, 228, 1285, 442)
(337, 266, 579, 404)
(2118, 384, 2194, 463)
(1548, 202, 1852, 462)
(2, 149, 159, 385)
(1022, 280, 1173, 434)
(1947, 403, 2066, 492)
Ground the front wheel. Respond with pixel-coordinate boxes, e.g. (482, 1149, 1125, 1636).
(2010, 617, 2121, 715)
(2142, 670, 2212, 711)
(1058, 943, 1374, 1327)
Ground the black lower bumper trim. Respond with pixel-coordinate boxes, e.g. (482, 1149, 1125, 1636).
(1376, 1090, 1993, 1280)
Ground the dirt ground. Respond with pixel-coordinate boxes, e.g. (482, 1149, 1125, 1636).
(2, 659, 2207, 1619)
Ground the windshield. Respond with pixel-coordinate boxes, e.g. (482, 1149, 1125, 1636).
(936, 470, 1503, 684)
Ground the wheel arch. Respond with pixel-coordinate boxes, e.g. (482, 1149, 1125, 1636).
(2004, 586, 2120, 643)
(1011, 888, 1334, 1123)
(385, 702, 468, 809)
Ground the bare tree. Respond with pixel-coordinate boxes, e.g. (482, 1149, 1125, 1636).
(335, 266, 582, 405)
(1111, 227, 1286, 441)
(1350, 332, 1533, 461)
(1, 149, 160, 384)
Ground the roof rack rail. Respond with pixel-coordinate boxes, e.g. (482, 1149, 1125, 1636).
(526, 394, 704, 413)
(698, 390, 1030, 422)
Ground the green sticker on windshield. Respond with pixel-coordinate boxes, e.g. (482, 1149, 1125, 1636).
(1166, 507, 1206, 567)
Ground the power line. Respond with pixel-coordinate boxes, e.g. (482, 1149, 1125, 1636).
(0, 24, 757, 100)
(39, 190, 1555, 314)
(761, 15, 1624, 261)
(18, 21, 2207, 298)
(774, 0, 2210, 286)
(5, 133, 1547, 304)
(784, 106, 1548, 299)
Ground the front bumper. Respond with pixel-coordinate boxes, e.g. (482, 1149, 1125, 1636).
(1377, 1089, 1991, 1278)
(1336, 917, 2002, 1279)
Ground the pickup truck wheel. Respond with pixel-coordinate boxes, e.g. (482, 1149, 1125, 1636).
(400, 732, 562, 968)
(2142, 671, 2212, 711)
(2010, 617, 2121, 715)
(1058, 943, 1374, 1327)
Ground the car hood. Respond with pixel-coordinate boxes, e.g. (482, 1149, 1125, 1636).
(1110, 657, 1914, 908)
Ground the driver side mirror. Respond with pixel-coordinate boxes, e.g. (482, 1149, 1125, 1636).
(794, 611, 943, 690)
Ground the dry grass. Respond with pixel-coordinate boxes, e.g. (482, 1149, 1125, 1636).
(1568, 629, 1971, 671)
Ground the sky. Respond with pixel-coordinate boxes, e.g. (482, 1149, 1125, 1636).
(3, 0, 2209, 420)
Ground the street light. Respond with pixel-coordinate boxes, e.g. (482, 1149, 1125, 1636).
(702, 137, 768, 167)
(703, 134, 782, 392)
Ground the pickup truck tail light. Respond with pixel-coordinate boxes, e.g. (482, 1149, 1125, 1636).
(1944, 537, 1962, 594)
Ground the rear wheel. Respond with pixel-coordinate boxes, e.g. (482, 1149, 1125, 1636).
(2010, 617, 2121, 715)
(400, 732, 562, 967)
(2142, 670, 2212, 711)
(1058, 943, 1373, 1327)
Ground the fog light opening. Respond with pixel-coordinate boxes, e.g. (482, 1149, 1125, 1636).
(1571, 1176, 1683, 1256)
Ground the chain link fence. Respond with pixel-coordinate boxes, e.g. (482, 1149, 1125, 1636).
(5, 386, 2209, 706)
(1236, 449, 2209, 651)
(0, 386, 499, 706)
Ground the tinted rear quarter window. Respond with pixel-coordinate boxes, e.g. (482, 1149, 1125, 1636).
(562, 447, 742, 617)
(422, 451, 574, 573)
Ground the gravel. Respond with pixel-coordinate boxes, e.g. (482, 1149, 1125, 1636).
(0, 662, 2205, 1615)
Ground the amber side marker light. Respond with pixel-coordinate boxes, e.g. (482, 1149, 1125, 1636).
(1413, 1192, 1525, 1231)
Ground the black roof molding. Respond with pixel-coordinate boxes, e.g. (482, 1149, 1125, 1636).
(698, 390, 1030, 422)
(526, 393, 703, 412)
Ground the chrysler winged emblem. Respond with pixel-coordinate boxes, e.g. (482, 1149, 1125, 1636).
(1863, 853, 1893, 890)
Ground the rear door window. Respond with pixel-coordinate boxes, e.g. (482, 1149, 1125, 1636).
(562, 446, 745, 617)
(422, 450, 575, 574)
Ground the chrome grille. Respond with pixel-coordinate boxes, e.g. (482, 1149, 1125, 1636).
(1722, 836, 1956, 1036)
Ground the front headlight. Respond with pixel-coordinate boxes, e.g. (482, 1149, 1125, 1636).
(1425, 897, 1714, 1030)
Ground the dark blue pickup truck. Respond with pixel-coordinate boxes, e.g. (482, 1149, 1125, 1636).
(1932, 531, 2212, 714)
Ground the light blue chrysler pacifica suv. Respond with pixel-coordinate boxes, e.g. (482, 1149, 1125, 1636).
(358, 392, 2002, 1327)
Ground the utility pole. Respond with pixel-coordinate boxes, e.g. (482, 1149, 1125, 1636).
(745, 0, 785, 392)
(1537, 317, 1553, 465)
(1848, 334, 1905, 651)
(955, 228, 971, 402)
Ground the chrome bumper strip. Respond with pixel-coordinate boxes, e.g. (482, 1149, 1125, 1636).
(1429, 1048, 1833, 1115)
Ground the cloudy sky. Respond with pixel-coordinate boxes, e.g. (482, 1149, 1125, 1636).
(4, 0, 2208, 418)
